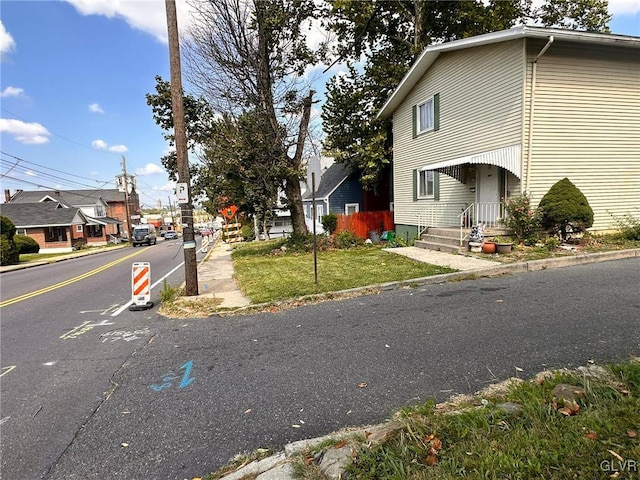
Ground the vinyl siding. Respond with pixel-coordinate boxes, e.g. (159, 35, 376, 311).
(393, 40, 524, 227)
(329, 178, 363, 214)
(524, 40, 640, 231)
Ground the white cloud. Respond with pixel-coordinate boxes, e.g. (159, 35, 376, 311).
(0, 20, 15, 60)
(152, 181, 176, 192)
(89, 103, 105, 113)
(1, 86, 24, 98)
(526, 0, 640, 15)
(92, 139, 108, 150)
(92, 139, 128, 152)
(0, 118, 51, 144)
(108, 144, 128, 153)
(608, 0, 640, 15)
(135, 163, 165, 175)
(25, 170, 37, 176)
(64, 0, 194, 43)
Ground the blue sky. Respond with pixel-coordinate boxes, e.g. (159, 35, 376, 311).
(1, 1, 639, 209)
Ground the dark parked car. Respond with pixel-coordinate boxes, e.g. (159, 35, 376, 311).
(132, 224, 157, 246)
(164, 230, 178, 240)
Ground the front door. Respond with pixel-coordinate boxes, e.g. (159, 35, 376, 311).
(476, 164, 500, 224)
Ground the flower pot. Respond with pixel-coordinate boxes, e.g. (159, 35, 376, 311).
(482, 241, 496, 254)
(496, 243, 513, 254)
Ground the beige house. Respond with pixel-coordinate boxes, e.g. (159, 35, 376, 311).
(378, 26, 640, 244)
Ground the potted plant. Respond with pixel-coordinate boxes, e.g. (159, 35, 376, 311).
(494, 235, 514, 254)
(482, 239, 496, 254)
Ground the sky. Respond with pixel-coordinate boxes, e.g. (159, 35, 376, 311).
(1, 0, 639, 210)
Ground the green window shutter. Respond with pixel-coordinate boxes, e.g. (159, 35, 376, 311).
(434, 172, 440, 201)
(412, 105, 417, 138)
(433, 93, 440, 131)
(412, 169, 418, 201)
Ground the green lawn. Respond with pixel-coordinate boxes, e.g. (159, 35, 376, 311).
(232, 243, 456, 304)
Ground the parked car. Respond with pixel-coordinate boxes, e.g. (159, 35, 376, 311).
(199, 229, 212, 237)
(164, 230, 178, 240)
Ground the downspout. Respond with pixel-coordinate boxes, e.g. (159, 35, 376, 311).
(525, 36, 554, 193)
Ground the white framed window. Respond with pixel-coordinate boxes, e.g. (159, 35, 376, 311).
(418, 170, 435, 198)
(76, 225, 83, 232)
(345, 203, 359, 215)
(418, 98, 434, 133)
(316, 204, 324, 223)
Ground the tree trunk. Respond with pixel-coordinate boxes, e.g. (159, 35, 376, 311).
(285, 178, 306, 236)
(288, 90, 315, 236)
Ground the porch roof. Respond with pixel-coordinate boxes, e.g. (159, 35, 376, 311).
(420, 144, 521, 181)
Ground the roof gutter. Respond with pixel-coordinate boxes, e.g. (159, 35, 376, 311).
(524, 35, 554, 193)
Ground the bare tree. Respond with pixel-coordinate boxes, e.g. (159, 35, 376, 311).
(183, 0, 321, 236)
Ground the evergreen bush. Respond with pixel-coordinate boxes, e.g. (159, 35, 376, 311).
(321, 213, 338, 234)
(14, 234, 40, 254)
(0, 215, 19, 265)
(538, 178, 593, 241)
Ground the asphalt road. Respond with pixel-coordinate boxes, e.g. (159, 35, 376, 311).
(29, 257, 640, 480)
(0, 240, 208, 480)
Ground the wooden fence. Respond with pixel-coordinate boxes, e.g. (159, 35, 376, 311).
(335, 211, 394, 239)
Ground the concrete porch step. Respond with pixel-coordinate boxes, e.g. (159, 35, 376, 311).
(420, 233, 461, 248)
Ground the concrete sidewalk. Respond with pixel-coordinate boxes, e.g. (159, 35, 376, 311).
(195, 237, 251, 309)
(383, 246, 499, 270)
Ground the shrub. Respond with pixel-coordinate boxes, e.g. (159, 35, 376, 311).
(14, 234, 39, 254)
(321, 213, 338, 235)
(538, 178, 594, 241)
(284, 232, 328, 253)
(611, 213, 640, 241)
(544, 236, 560, 251)
(0, 216, 19, 265)
(334, 230, 364, 249)
(241, 224, 255, 242)
(500, 194, 540, 244)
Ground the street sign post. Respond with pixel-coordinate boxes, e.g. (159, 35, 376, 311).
(176, 182, 189, 204)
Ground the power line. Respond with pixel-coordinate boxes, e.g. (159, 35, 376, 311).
(0, 158, 110, 190)
(0, 151, 111, 184)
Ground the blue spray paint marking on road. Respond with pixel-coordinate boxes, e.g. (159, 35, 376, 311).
(150, 360, 195, 391)
(178, 360, 195, 388)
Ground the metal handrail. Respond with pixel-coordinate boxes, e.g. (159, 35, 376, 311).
(417, 203, 468, 237)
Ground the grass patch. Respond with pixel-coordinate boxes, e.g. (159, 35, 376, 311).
(339, 359, 640, 479)
(157, 279, 223, 318)
(232, 243, 456, 304)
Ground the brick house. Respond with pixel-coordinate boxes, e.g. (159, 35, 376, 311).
(0, 202, 89, 253)
(5, 188, 138, 245)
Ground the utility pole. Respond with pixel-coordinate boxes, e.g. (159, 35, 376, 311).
(165, 0, 198, 295)
(121, 156, 133, 242)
